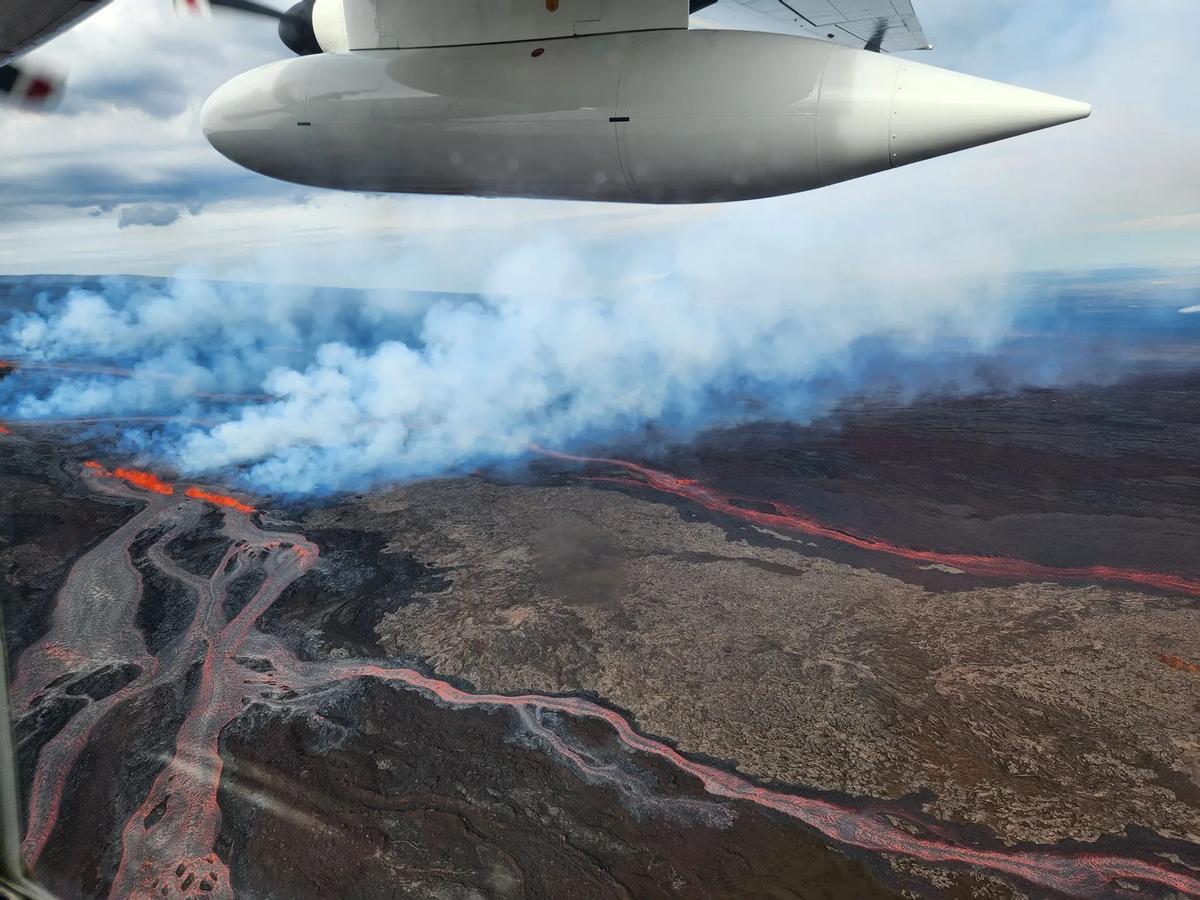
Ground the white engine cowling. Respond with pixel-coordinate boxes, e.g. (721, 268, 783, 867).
(313, 0, 688, 52)
(203, 28, 1091, 205)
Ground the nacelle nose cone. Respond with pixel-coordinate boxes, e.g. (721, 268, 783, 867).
(201, 58, 320, 184)
(200, 78, 235, 156)
(816, 47, 1091, 187)
(889, 61, 1091, 168)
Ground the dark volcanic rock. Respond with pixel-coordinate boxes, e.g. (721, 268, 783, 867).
(14, 695, 88, 818)
(129, 524, 171, 566)
(134, 554, 196, 655)
(0, 436, 137, 661)
(65, 662, 142, 701)
(38, 678, 196, 900)
(223, 568, 267, 622)
(218, 679, 898, 900)
(369, 375, 1200, 851)
(259, 527, 450, 658)
(37, 672, 198, 900)
(164, 508, 230, 578)
(656, 376, 1200, 580)
(4, 287, 1200, 900)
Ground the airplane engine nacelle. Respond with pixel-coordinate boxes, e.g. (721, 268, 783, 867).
(201, 29, 1090, 205)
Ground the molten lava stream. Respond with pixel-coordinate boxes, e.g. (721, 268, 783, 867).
(18, 463, 260, 893)
(12, 482, 188, 866)
(84, 460, 174, 495)
(535, 448, 1200, 599)
(108, 526, 316, 899)
(83, 462, 256, 513)
(185, 486, 254, 514)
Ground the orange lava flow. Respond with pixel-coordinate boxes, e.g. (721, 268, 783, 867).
(83, 461, 174, 496)
(0, 424, 10, 435)
(1160, 654, 1200, 675)
(114, 468, 174, 496)
(185, 486, 254, 514)
(84, 461, 256, 513)
(535, 447, 1200, 599)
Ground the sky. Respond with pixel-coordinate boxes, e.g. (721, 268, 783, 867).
(0, 0, 1197, 289)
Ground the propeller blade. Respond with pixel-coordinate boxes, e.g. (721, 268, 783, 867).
(175, 0, 286, 20)
(0, 64, 64, 109)
(864, 17, 888, 53)
(176, 0, 320, 56)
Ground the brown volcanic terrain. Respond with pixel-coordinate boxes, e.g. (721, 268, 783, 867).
(277, 378, 1200, 853)
(1, 433, 912, 899)
(348, 479, 1199, 847)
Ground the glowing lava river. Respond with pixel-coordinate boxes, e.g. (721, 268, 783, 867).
(10, 459, 1200, 899)
(538, 448, 1200, 599)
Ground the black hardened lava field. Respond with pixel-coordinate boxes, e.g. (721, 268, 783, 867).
(4, 364, 1200, 899)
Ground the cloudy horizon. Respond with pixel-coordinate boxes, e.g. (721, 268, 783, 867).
(0, 0, 1196, 290)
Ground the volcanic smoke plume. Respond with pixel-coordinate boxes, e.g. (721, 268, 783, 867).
(0, 203, 1036, 494)
(1, 242, 1194, 493)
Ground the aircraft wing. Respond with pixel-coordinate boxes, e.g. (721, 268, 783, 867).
(697, 0, 931, 53)
(0, 0, 107, 64)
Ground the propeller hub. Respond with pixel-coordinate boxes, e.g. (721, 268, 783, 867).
(279, 0, 322, 56)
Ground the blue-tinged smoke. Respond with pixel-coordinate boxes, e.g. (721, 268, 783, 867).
(1, 231, 1196, 494)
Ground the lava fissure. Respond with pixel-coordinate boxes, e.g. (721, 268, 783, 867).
(12, 461, 1200, 899)
(184, 487, 254, 514)
(84, 461, 174, 496)
(536, 448, 1200, 599)
(85, 462, 256, 514)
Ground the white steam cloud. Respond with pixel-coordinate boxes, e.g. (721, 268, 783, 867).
(2, 209, 1019, 493)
